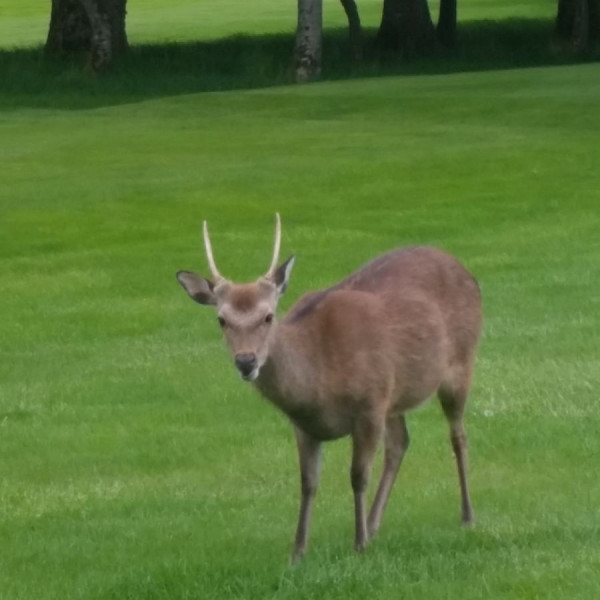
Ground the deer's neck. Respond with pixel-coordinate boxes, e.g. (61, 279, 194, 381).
(254, 322, 315, 414)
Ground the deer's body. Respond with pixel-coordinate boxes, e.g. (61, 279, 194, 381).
(177, 218, 482, 561)
(257, 247, 480, 441)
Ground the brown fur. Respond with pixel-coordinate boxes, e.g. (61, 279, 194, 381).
(178, 240, 482, 562)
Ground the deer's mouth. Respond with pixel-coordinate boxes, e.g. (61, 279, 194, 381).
(240, 367, 259, 382)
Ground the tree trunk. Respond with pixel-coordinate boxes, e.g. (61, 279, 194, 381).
(556, 0, 600, 51)
(378, 0, 436, 55)
(45, 0, 128, 70)
(295, 0, 323, 82)
(339, 0, 363, 59)
(592, 0, 600, 38)
(437, 0, 457, 47)
(593, 0, 600, 39)
(46, 0, 90, 55)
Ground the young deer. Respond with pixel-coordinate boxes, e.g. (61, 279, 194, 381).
(177, 214, 482, 561)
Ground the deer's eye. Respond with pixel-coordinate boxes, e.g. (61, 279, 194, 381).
(265, 313, 274, 324)
(217, 316, 226, 328)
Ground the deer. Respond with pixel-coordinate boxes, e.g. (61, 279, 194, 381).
(176, 214, 482, 562)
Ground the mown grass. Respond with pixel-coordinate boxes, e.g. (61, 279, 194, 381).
(2, 1, 600, 599)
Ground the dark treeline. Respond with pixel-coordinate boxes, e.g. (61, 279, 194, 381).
(39, 0, 600, 80)
(3, 19, 597, 112)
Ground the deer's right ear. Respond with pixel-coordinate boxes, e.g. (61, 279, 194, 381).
(176, 271, 217, 306)
(273, 255, 295, 296)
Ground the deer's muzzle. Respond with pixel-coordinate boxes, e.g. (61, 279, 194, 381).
(235, 353, 258, 380)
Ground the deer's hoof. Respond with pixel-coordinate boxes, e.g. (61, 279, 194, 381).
(290, 548, 305, 565)
(461, 515, 476, 528)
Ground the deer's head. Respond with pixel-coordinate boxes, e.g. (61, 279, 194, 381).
(177, 214, 295, 381)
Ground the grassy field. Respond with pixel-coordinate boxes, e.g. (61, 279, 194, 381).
(2, 1, 600, 599)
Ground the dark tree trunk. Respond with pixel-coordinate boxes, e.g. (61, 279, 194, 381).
(339, 0, 363, 59)
(45, 0, 128, 70)
(437, 0, 457, 47)
(556, 0, 600, 51)
(557, 0, 573, 38)
(378, 0, 435, 55)
(593, 0, 600, 39)
(46, 0, 90, 55)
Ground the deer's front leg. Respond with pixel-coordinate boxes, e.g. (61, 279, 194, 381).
(351, 416, 384, 551)
(292, 427, 322, 563)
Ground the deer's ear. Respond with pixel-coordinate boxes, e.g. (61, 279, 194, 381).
(176, 271, 217, 306)
(273, 255, 295, 296)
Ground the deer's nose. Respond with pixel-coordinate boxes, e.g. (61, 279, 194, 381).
(235, 353, 257, 377)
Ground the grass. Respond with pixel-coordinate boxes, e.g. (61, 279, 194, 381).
(2, 1, 600, 599)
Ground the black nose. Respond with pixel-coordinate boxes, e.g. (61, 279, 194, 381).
(235, 353, 257, 377)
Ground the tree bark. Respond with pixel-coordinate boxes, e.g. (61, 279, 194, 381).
(45, 0, 128, 70)
(574, 0, 590, 50)
(437, 0, 457, 47)
(295, 0, 323, 82)
(593, 0, 600, 39)
(46, 0, 90, 55)
(556, 0, 600, 51)
(339, 0, 363, 59)
(378, 0, 436, 55)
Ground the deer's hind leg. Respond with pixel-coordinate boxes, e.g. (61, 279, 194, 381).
(439, 369, 475, 526)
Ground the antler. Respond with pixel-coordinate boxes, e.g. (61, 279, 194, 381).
(265, 212, 281, 279)
(203, 220, 224, 282)
(203, 214, 280, 282)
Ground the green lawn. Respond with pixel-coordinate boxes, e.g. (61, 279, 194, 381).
(2, 2, 600, 599)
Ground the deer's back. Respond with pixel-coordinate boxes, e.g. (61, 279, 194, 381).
(351, 247, 483, 364)
(287, 246, 481, 328)
(285, 246, 482, 398)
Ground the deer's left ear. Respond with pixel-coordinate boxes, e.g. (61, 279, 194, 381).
(274, 255, 295, 296)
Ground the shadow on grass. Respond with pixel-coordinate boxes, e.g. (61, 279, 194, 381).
(0, 18, 598, 110)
